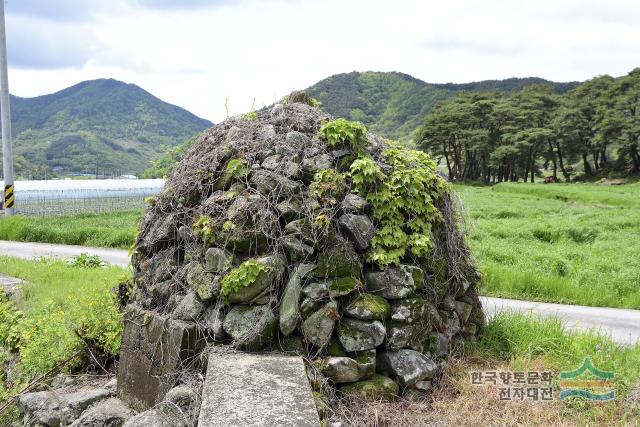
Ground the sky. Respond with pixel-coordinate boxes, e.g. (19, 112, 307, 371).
(5, 0, 640, 122)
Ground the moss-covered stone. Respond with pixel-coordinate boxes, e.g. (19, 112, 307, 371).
(337, 319, 386, 352)
(301, 301, 338, 349)
(340, 375, 399, 401)
(343, 294, 391, 320)
(328, 277, 362, 298)
(222, 305, 277, 351)
(314, 240, 361, 278)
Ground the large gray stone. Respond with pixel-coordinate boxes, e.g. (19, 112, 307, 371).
(338, 214, 374, 251)
(186, 263, 219, 302)
(250, 169, 301, 199)
(282, 235, 314, 262)
(377, 349, 438, 387)
(301, 281, 329, 300)
(172, 291, 205, 321)
(223, 254, 286, 304)
(343, 293, 390, 320)
(280, 263, 316, 336)
(337, 319, 386, 352)
(314, 240, 361, 278)
(205, 247, 234, 273)
(365, 265, 417, 299)
(18, 387, 112, 426)
(199, 352, 320, 427)
(301, 301, 338, 349)
(389, 298, 427, 323)
(341, 193, 368, 213)
(70, 397, 133, 427)
(320, 353, 374, 384)
(223, 305, 277, 351)
(118, 306, 202, 412)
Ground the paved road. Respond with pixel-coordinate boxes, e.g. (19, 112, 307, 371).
(481, 296, 640, 345)
(0, 240, 130, 267)
(0, 241, 637, 345)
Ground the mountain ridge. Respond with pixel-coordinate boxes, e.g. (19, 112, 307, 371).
(7, 78, 212, 177)
(306, 71, 578, 140)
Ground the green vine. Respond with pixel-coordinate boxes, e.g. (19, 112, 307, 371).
(220, 259, 271, 301)
(193, 215, 216, 244)
(225, 158, 249, 179)
(349, 143, 447, 266)
(319, 118, 367, 150)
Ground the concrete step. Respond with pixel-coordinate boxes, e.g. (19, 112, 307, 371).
(198, 352, 320, 427)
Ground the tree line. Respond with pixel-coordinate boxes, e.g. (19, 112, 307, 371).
(415, 68, 639, 183)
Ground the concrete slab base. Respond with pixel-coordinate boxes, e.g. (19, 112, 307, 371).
(198, 352, 320, 427)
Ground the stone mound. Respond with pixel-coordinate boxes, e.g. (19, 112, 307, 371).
(120, 91, 485, 419)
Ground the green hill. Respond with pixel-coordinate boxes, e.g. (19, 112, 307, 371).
(8, 79, 212, 178)
(306, 71, 578, 140)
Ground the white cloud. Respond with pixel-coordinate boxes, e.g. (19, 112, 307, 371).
(6, 0, 640, 122)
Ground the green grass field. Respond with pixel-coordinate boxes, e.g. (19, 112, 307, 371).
(0, 183, 638, 309)
(0, 210, 141, 249)
(459, 182, 640, 309)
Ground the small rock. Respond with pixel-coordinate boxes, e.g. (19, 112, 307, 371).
(302, 154, 333, 181)
(271, 103, 285, 120)
(122, 408, 174, 427)
(203, 302, 226, 340)
(280, 263, 316, 336)
(377, 349, 437, 387)
(302, 281, 329, 300)
(338, 214, 374, 251)
(171, 291, 204, 321)
(328, 277, 362, 298)
(223, 304, 277, 351)
(70, 397, 132, 427)
(343, 293, 391, 320)
(340, 375, 398, 401)
(257, 124, 276, 142)
(282, 235, 314, 262)
(365, 265, 417, 299)
(320, 356, 372, 384)
(302, 301, 338, 348)
(300, 297, 321, 318)
(261, 154, 282, 170)
(205, 248, 234, 273)
(341, 193, 368, 213)
(185, 263, 219, 302)
(250, 169, 301, 199)
(337, 319, 386, 352)
(165, 385, 199, 416)
(389, 298, 427, 323)
(385, 322, 424, 351)
(314, 241, 361, 278)
(440, 310, 461, 338)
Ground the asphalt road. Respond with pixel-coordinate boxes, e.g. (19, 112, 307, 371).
(0, 240, 637, 345)
(0, 240, 130, 267)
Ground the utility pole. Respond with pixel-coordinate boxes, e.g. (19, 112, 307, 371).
(0, 0, 14, 215)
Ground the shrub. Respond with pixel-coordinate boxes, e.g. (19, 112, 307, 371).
(350, 144, 447, 266)
(319, 118, 368, 150)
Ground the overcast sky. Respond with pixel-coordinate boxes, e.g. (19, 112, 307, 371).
(5, 0, 640, 122)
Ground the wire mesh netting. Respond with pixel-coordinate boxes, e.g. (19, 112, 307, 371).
(0, 179, 165, 216)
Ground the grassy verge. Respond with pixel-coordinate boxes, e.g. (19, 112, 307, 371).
(0, 257, 127, 420)
(458, 183, 640, 308)
(0, 210, 142, 249)
(337, 312, 640, 426)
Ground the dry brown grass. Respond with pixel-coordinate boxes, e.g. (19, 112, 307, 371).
(333, 356, 640, 427)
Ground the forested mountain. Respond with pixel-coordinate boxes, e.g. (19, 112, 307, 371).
(416, 68, 640, 182)
(8, 79, 212, 178)
(306, 71, 577, 140)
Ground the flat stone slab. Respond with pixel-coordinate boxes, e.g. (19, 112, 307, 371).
(199, 352, 320, 427)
